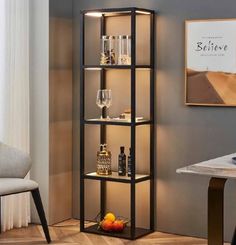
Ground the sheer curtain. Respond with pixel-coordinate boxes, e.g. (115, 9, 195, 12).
(0, 0, 30, 231)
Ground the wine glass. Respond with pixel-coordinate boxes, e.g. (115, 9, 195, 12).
(104, 89, 112, 119)
(96, 90, 106, 119)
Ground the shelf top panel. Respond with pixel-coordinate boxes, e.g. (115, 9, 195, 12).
(82, 7, 155, 17)
(84, 171, 150, 183)
(83, 65, 153, 70)
(84, 118, 152, 126)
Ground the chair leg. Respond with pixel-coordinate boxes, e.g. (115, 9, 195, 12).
(0, 196, 1, 234)
(31, 188, 51, 243)
(232, 228, 236, 245)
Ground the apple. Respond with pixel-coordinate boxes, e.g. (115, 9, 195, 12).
(112, 220, 124, 232)
(100, 219, 113, 232)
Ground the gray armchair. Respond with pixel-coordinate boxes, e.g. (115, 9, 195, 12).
(0, 143, 51, 243)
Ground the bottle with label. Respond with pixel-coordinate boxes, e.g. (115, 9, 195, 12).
(118, 146, 126, 176)
(96, 144, 112, 176)
(128, 148, 132, 177)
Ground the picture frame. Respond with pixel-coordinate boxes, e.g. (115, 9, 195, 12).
(185, 19, 236, 106)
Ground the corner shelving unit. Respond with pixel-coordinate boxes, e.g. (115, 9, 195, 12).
(80, 7, 155, 240)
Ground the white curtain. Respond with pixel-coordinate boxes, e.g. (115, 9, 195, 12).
(0, 0, 30, 231)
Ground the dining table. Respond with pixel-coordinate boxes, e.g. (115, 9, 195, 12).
(177, 153, 236, 245)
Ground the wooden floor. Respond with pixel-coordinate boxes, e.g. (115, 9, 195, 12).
(0, 219, 230, 245)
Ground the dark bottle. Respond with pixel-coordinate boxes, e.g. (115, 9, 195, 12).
(118, 146, 126, 176)
(128, 148, 132, 177)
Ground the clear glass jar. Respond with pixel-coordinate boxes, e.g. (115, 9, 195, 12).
(100, 35, 116, 65)
(118, 35, 131, 65)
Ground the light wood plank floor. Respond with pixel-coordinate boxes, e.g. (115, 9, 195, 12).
(0, 219, 230, 245)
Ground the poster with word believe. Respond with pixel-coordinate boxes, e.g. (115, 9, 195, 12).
(185, 19, 236, 106)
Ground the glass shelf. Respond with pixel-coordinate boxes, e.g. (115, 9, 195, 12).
(83, 7, 154, 18)
(83, 65, 152, 70)
(84, 118, 152, 126)
(84, 171, 150, 183)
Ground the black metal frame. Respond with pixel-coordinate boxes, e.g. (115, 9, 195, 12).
(80, 7, 155, 240)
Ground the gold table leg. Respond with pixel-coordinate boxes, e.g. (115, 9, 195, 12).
(208, 177, 227, 245)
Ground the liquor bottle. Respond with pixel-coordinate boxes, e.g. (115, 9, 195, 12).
(128, 148, 132, 177)
(118, 146, 126, 176)
(96, 144, 112, 175)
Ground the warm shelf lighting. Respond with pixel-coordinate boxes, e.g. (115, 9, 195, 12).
(137, 68, 151, 71)
(136, 10, 151, 15)
(85, 12, 102, 17)
(85, 67, 102, 71)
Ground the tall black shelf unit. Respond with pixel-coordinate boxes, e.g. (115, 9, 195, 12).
(80, 7, 155, 240)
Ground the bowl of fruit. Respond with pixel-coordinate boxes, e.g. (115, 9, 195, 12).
(97, 212, 129, 233)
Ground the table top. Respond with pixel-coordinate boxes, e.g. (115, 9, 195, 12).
(177, 153, 236, 179)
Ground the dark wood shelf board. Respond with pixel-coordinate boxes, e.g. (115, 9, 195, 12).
(83, 224, 152, 240)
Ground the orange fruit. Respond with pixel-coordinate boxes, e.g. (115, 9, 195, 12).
(112, 220, 124, 232)
(104, 212, 116, 222)
(100, 219, 113, 231)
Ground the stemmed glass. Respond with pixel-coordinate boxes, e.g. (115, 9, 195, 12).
(96, 90, 106, 119)
(96, 89, 112, 119)
(104, 89, 112, 119)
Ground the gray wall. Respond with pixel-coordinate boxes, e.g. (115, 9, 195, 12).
(49, 0, 73, 224)
(30, 0, 73, 225)
(29, 0, 49, 222)
(73, 0, 236, 242)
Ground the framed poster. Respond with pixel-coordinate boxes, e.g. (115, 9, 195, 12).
(185, 19, 236, 106)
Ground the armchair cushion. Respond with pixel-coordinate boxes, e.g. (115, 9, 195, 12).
(0, 143, 31, 178)
(0, 178, 38, 196)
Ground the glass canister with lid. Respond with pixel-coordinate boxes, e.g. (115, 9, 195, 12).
(117, 35, 131, 65)
(100, 35, 116, 65)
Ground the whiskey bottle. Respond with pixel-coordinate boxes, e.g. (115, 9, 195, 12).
(96, 144, 112, 175)
(118, 146, 126, 176)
